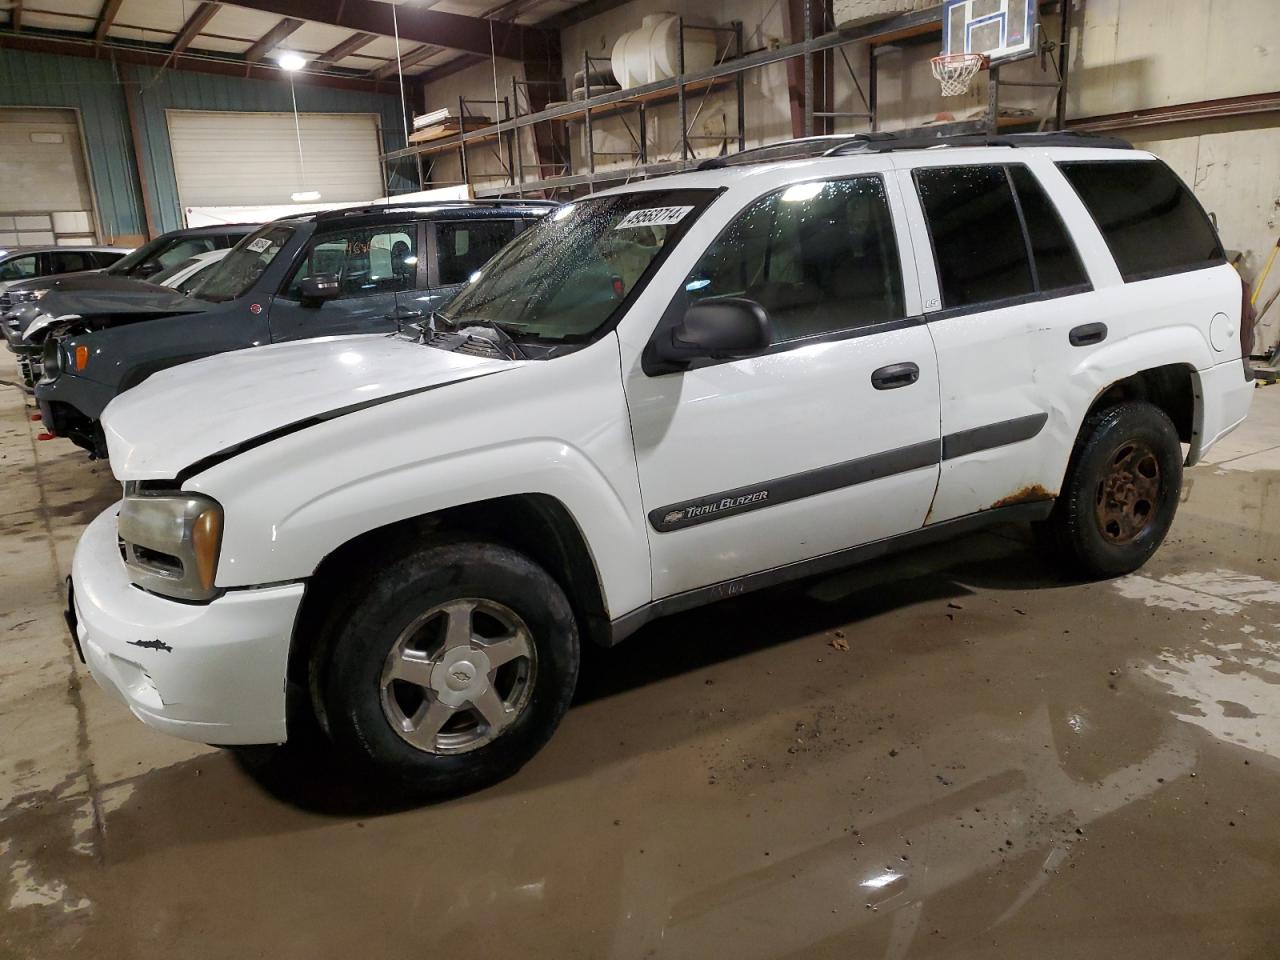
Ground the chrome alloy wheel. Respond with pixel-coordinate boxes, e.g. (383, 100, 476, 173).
(379, 598, 537, 755)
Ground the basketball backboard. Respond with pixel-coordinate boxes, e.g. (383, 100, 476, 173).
(941, 0, 1038, 64)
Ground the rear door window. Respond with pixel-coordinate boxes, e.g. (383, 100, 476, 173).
(49, 250, 92, 273)
(1057, 159, 1225, 281)
(1008, 166, 1088, 293)
(915, 165, 1035, 309)
(436, 219, 522, 286)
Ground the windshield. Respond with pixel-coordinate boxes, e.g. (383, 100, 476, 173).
(105, 236, 169, 275)
(150, 256, 199, 285)
(441, 189, 719, 342)
(190, 224, 293, 302)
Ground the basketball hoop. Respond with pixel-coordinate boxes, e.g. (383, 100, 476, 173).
(931, 53, 988, 97)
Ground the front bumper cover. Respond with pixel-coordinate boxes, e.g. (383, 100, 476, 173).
(71, 503, 304, 745)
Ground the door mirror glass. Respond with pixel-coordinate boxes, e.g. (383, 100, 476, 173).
(657, 298, 771, 365)
(299, 273, 342, 306)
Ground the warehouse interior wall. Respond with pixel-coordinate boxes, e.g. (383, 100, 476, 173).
(420, 0, 1280, 350)
(0, 47, 415, 243)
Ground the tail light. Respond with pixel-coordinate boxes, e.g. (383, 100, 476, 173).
(1240, 274, 1257, 381)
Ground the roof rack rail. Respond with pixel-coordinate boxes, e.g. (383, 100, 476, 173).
(823, 128, 1133, 156)
(697, 135, 873, 170)
(315, 198, 559, 219)
(696, 126, 1131, 171)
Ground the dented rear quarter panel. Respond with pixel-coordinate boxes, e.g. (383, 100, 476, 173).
(901, 150, 1242, 523)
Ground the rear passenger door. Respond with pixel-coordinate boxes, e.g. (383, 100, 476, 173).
(901, 160, 1095, 523)
(626, 175, 942, 599)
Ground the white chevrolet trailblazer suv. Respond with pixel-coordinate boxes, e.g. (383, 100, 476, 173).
(69, 131, 1257, 796)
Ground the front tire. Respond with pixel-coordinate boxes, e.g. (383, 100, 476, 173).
(1048, 401, 1183, 579)
(323, 540, 579, 796)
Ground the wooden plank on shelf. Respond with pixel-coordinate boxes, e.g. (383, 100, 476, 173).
(408, 116, 493, 144)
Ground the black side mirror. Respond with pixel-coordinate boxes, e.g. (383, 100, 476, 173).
(299, 273, 341, 307)
(655, 298, 771, 366)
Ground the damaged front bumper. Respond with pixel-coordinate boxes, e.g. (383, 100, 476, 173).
(70, 503, 303, 745)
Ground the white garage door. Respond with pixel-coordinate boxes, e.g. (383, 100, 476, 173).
(0, 108, 98, 246)
(166, 109, 384, 209)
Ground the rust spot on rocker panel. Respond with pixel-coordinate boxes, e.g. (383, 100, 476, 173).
(989, 485, 1055, 510)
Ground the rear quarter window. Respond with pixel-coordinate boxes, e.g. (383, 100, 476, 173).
(1057, 159, 1225, 282)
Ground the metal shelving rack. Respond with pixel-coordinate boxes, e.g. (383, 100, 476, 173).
(383, 2, 1071, 199)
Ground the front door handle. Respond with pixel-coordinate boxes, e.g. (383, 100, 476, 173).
(1069, 322, 1107, 347)
(871, 362, 920, 390)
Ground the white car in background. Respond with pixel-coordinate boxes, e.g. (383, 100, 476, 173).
(68, 130, 1256, 798)
(149, 247, 230, 294)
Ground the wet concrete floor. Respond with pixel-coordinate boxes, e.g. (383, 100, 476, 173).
(2, 368, 1280, 959)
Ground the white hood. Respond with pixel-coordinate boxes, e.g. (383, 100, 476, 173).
(102, 334, 518, 479)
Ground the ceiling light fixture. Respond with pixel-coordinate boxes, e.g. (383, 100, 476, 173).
(275, 50, 307, 72)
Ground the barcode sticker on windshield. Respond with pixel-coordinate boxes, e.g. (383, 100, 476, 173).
(615, 206, 693, 230)
(246, 237, 272, 253)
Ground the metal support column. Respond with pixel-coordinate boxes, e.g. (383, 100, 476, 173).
(803, 0, 815, 137)
(638, 103, 648, 164)
(457, 94, 469, 186)
(987, 65, 1000, 134)
(511, 77, 525, 195)
(677, 18, 688, 160)
(582, 51, 595, 181)
(503, 96, 516, 188)
(1054, 0, 1072, 129)
(735, 21, 746, 150)
(869, 44, 878, 131)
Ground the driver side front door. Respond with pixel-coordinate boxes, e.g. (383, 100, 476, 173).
(268, 221, 423, 341)
(624, 174, 942, 600)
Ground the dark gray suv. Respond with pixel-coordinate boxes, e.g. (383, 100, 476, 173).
(35, 201, 556, 456)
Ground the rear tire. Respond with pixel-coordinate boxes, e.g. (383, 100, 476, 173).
(322, 540, 579, 797)
(1046, 401, 1182, 579)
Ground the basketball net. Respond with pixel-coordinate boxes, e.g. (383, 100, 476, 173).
(931, 53, 989, 97)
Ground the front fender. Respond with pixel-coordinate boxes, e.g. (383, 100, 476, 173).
(187, 341, 651, 617)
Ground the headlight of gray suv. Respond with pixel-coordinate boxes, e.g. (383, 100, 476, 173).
(118, 489, 224, 602)
(41, 336, 63, 378)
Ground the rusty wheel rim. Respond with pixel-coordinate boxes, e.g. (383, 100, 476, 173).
(1094, 438, 1161, 544)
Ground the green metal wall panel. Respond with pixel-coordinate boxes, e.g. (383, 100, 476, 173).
(0, 49, 414, 240)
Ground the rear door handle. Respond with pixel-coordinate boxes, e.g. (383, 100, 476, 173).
(871, 362, 920, 390)
(1069, 322, 1107, 347)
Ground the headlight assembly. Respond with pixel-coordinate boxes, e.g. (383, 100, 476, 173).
(118, 490, 224, 602)
(41, 336, 63, 378)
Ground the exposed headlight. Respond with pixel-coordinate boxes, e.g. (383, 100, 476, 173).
(41, 337, 63, 378)
(118, 490, 224, 602)
(13, 289, 50, 304)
